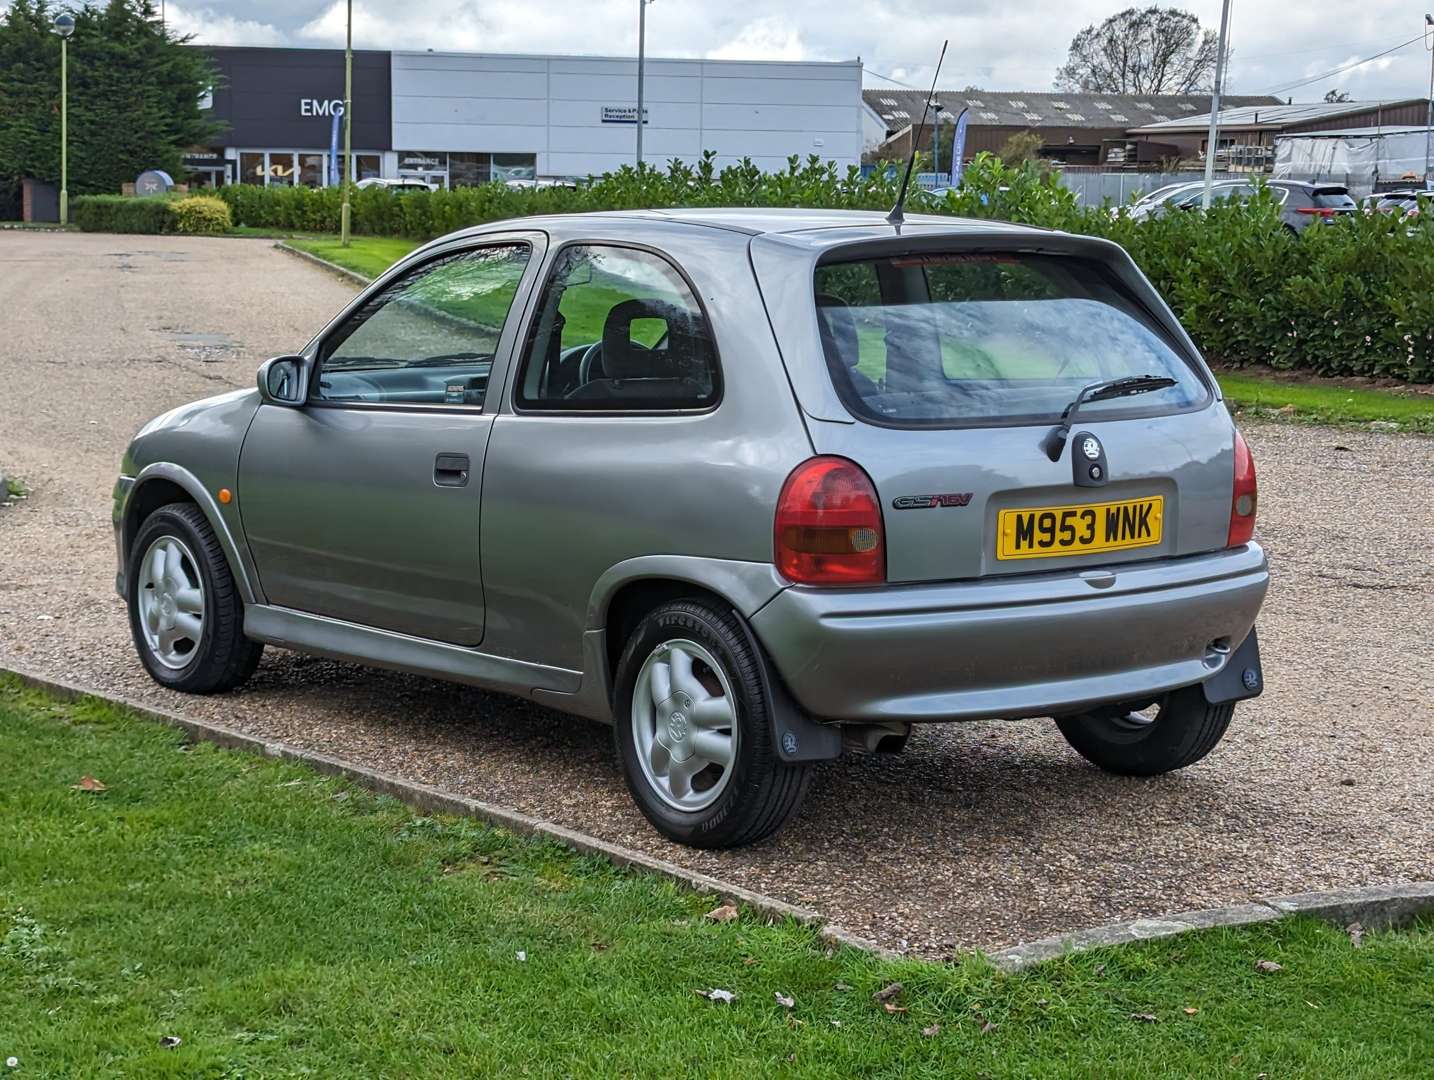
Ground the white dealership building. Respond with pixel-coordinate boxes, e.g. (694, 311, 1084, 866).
(195, 46, 865, 188)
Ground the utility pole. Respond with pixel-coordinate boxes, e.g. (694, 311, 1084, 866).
(636, 0, 651, 166)
(53, 13, 75, 225)
(1201, 0, 1233, 210)
(1424, 14, 1433, 190)
(340, 0, 353, 246)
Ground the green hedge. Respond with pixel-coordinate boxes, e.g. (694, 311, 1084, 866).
(72, 194, 175, 234)
(89, 154, 1434, 382)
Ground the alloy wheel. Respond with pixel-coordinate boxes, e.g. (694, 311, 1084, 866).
(135, 535, 206, 670)
(630, 638, 738, 812)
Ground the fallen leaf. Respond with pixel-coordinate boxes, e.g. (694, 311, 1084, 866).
(830, 1019, 842, 1027)
(1183, 1007, 1199, 1016)
(785, 1015, 804, 1029)
(872, 982, 903, 1004)
(882, 1003, 908, 1015)
(697, 988, 736, 1004)
(704, 902, 739, 924)
(1277, 403, 1297, 414)
(159, 1036, 182, 1049)
(775, 992, 794, 1009)
(922, 1023, 941, 1038)
(833, 981, 852, 992)
(1346, 923, 1364, 949)
(71, 776, 106, 792)
(591, 941, 609, 953)
(1093, 963, 1106, 975)
(981, 1020, 997, 1034)
(1339, 778, 1356, 787)
(1129, 1013, 1159, 1024)
(515, 950, 527, 962)
(741, 956, 758, 966)
(1035, 999, 1049, 1008)
(1254, 960, 1283, 974)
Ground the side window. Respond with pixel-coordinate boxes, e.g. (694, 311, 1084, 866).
(515, 244, 720, 411)
(315, 243, 530, 407)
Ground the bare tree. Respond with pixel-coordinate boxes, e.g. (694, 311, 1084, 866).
(1054, 7, 1219, 94)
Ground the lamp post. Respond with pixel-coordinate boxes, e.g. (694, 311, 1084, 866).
(1201, 0, 1233, 210)
(53, 12, 75, 225)
(636, 0, 653, 166)
(340, 0, 353, 246)
(1424, 14, 1433, 190)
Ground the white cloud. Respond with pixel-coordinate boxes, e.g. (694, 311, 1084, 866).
(706, 17, 808, 61)
(166, 3, 286, 46)
(179, 1, 1434, 103)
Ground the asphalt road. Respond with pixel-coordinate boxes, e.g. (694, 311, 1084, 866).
(2, 231, 1430, 957)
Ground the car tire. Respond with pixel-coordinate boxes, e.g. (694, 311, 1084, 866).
(1054, 684, 1233, 776)
(127, 503, 262, 694)
(613, 598, 812, 849)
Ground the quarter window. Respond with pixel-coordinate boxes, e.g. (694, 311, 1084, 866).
(315, 244, 531, 407)
(515, 245, 720, 411)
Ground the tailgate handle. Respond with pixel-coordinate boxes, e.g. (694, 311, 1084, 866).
(434, 452, 470, 487)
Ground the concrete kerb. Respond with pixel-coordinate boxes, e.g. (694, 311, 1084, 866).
(986, 884, 1434, 972)
(7, 664, 1429, 972)
(274, 241, 373, 286)
(1, 665, 892, 959)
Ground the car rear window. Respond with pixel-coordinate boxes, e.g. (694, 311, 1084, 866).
(813, 252, 1210, 427)
(1313, 190, 1356, 210)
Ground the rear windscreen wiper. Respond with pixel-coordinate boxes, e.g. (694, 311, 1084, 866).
(1041, 374, 1178, 461)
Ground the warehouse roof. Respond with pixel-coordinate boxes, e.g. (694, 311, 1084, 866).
(862, 89, 1282, 132)
(1128, 98, 1431, 133)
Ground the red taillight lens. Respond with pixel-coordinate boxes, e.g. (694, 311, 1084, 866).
(1227, 429, 1257, 547)
(775, 457, 885, 586)
(1296, 207, 1337, 217)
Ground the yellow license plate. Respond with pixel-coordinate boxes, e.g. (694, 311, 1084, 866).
(997, 496, 1164, 561)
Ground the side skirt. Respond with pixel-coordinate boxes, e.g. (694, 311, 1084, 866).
(243, 604, 583, 699)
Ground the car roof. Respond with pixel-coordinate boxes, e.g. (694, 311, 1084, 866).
(438, 207, 1051, 250)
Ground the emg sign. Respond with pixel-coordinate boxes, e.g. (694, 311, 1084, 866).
(300, 98, 344, 117)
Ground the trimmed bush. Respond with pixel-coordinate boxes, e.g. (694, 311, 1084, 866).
(72, 194, 175, 234)
(84, 155, 1434, 382)
(170, 194, 232, 235)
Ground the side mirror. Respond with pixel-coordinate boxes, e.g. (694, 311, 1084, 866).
(257, 355, 306, 406)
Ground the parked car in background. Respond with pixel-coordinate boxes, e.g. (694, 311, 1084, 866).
(1128, 178, 1355, 235)
(355, 177, 437, 193)
(1373, 190, 1425, 219)
(112, 209, 1267, 848)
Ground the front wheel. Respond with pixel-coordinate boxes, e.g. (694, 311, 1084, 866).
(127, 503, 263, 694)
(1055, 684, 1233, 776)
(613, 599, 811, 849)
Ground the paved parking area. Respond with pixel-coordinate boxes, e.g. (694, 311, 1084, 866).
(2, 231, 1430, 956)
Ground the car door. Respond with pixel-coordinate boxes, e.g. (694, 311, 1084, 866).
(238, 234, 545, 645)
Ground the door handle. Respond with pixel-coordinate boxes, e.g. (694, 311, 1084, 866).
(434, 452, 470, 487)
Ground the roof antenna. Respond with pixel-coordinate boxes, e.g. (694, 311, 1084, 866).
(888, 39, 948, 226)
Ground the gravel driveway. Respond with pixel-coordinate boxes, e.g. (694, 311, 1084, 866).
(2, 231, 1430, 957)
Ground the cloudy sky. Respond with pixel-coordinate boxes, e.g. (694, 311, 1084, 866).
(166, 0, 1434, 103)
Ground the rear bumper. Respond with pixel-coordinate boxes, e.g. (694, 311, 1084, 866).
(750, 544, 1269, 723)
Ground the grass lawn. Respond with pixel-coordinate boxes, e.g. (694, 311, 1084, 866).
(283, 234, 1432, 432)
(3, 677, 1431, 1077)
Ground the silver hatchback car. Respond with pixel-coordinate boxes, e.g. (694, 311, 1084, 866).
(114, 209, 1268, 848)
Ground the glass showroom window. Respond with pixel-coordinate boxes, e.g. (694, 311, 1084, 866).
(239, 152, 265, 185)
(493, 153, 536, 182)
(443, 152, 539, 188)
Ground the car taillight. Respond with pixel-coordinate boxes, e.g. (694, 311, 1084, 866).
(1227, 429, 1257, 547)
(1296, 207, 1338, 217)
(775, 457, 885, 586)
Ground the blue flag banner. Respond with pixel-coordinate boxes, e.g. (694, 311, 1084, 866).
(952, 107, 970, 186)
(329, 105, 343, 187)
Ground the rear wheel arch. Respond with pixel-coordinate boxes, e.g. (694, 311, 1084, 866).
(602, 578, 733, 685)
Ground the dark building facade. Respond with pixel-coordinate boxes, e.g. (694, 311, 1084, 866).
(189, 46, 392, 186)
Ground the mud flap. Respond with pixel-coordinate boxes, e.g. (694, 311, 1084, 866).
(1202, 627, 1263, 705)
(731, 614, 843, 763)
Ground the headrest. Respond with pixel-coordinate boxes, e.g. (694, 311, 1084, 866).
(601, 297, 692, 380)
